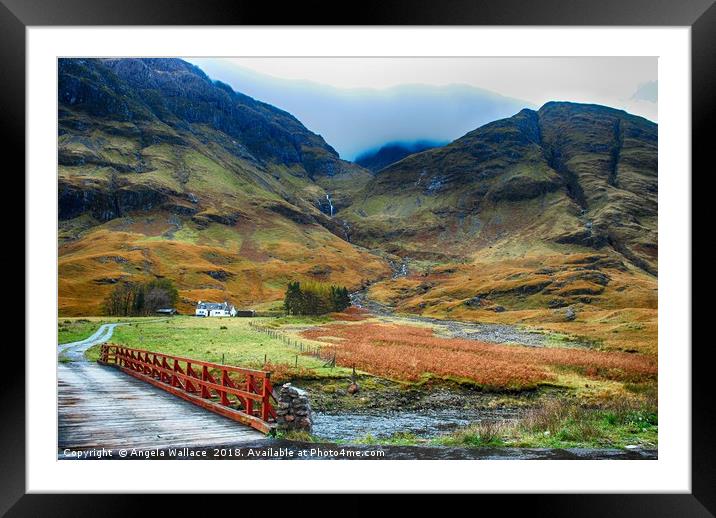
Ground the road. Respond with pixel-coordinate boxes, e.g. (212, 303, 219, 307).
(58, 322, 124, 361)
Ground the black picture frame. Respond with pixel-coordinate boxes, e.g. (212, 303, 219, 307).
(4, 0, 709, 513)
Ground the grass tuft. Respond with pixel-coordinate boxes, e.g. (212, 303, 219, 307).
(442, 398, 657, 449)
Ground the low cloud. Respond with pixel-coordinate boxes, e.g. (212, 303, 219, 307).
(631, 81, 658, 103)
(187, 59, 531, 160)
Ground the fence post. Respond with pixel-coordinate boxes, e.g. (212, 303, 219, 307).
(201, 366, 210, 398)
(162, 356, 171, 383)
(172, 358, 181, 388)
(246, 374, 254, 416)
(261, 374, 272, 422)
(220, 368, 230, 405)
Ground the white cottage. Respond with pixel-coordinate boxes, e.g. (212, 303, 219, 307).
(195, 301, 237, 317)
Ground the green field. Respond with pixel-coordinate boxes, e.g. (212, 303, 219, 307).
(71, 316, 350, 382)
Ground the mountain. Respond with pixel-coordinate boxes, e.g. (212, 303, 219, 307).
(354, 140, 447, 172)
(57, 58, 657, 320)
(58, 58, 388, 315)
(341, 102, 657, 315)
(344, 103, 657, 268)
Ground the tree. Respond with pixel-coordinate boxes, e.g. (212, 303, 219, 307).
(330, 286, 347, 312)
(145, 278, 178, 309)
(103, 277, 179, 316)
(283, 281, 302, 315)
(133, 285, 145, 315)
(103, 283, 131, 316)
(336, 286, 351, 311)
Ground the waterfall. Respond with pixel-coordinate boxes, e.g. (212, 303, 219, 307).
(325, 193, 334, 217)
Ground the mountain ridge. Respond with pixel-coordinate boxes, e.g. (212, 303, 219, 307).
(57, 58, 657, 318)
(342, 102, 657, 275)
(354, 140, 448, 172)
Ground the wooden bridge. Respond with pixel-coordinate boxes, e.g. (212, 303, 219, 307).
(99, 345, 277, 432)
(59, 343, 276, 453)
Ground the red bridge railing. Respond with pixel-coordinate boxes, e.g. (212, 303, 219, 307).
(99, 344, 276, 433)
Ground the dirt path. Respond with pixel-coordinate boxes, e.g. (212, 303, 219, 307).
(350, 291, 590, 347)
(58, 323, 125, 361)
(58, 319, 168, 362)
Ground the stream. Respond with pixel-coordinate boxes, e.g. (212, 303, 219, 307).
(312, 408, 520, 442)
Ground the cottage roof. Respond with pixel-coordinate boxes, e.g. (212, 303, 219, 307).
(197, 301, 233, 310)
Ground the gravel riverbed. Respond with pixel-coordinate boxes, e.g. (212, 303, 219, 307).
(350, 291, 592, 347)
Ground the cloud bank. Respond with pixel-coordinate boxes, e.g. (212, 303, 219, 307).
(186, 59, 531, 160)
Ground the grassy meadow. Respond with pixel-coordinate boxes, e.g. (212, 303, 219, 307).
(70, 316, 352, 382)
(59, 308, 657, 450)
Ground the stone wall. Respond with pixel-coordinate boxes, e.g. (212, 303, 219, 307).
(276, 383, 313, 433)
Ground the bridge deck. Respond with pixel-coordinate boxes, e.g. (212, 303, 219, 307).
(59, 362, 266, 451)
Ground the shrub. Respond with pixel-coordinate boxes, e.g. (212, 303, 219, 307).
(448, 420, 506, 447)
(522, 399, 575, 435)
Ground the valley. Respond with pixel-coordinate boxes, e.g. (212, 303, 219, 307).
(58, 60, 657, 326)
(56, 58, 658, 453)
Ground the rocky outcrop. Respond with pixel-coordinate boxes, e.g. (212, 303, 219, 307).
(202, 270, 233, 282)
(58, 181, 170, 221)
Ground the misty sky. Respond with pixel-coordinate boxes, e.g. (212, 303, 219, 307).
(185, 57, 657, 160)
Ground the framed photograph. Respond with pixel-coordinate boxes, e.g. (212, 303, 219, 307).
(6, 0, 709, 511)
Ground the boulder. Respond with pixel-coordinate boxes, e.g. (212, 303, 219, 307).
(464, 296, 482, 308)
(565, 307, 577, 321)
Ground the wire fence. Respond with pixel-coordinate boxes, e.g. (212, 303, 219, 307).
(248, 321, 337, 368)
